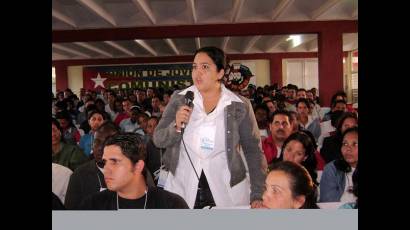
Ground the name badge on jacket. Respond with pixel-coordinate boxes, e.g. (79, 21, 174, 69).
(199, 124, 216, 153)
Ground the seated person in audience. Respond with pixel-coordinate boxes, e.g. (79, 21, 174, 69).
(253, 87, 264, 105)
(94, 98, 107, 113)
(162, 90, 173, 106)
(296, 88, 307, 99)
(317, 110, 343, 150)
(79, 133, 188, 209)
(339, 163, 358, 209)
(306, 89, 320, 106)
(52, 163, 73, 205)
(320, 127, 358, 202)
(146, 87, 155, 108)
(306, 90, 321, 118)
(104, 90, 118, 121)
(52, 118, 88, 171)
(269, 85, 278, 99)
(56, 91, 65, 102)
(55, 111, 81, 145)
(128, 93, 138, 106)
(114, 98, 132, 126)
(76, 91, 87, 111)
(323, 99, 347, 122)
(278, 131, 319, 185)
(275, 93, 287, 111)
(308, 101, 321, 122)
(150, 96, 162, 118)
(306, 90, 316, 104)
(136, 89, 152, 113)
(78, 103, 98, 135)
(262, 110, 292, 166)
(330, 91, 348, 105)
(321, 112, 358, 163)
(54, 99, 67, 114)
(310, 88, 320, 105)
(261, 93, 272, 104)
(65, 121, 120, 209)
(296, 98, 321, 142)
(65, 99, 79, 121)
(111, 98, 124, 121)
(284, 84, 298, 112)
(145, 116, 159, 138)
(119, 106, 145, 135)
(288, 111, 301, 133)
(79, 110, 107, 157)
(264, 100, 277, 117)
(280, 86, 287, 99)
(299, 130, 325, 171)
(254, 104, 270, 141)
(76, 99, 95, 127)
(262, 161, 319, 209)
(138, 112, 150, 136)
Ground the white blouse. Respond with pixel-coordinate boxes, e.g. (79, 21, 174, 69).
(164, 85, 251, 208)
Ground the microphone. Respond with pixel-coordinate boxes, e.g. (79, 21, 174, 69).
(181, 91, 194, 132)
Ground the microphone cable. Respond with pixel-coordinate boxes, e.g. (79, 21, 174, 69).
(181, 128, 200, 181)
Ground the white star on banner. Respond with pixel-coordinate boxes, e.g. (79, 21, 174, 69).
(91, 73, 107, 88)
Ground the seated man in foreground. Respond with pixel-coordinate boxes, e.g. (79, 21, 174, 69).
(79, 132, 188, 209)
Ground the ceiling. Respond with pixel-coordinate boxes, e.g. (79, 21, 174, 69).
(52, 0, 358, 61)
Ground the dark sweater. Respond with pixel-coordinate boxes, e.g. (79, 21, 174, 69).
(320, 134, 343, 163)
(145, 138, 165, 185)
(64, 160, 106, 210)
(79, 187, 189, 210)
(52, 192, 65, 210)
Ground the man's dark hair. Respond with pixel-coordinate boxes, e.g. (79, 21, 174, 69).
(254, 103, 269, 115)
(268, 110, 291, 123)
(55, 111, 75, 128)
(104, 133, 147, 164)
(87, 110, 108, 121)
(330, 91, 347, 105)
(55, 100, 67, 111)
(331, 99, 347, 109)
(287, 84, 298, 91)
(85, 103, 97, 112)
(296, 98, 310, 108)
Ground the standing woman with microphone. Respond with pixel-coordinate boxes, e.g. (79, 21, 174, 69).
(153, 46, 267, 209)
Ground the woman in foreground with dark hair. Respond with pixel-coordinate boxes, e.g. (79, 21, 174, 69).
(262, 161, 319, 209)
